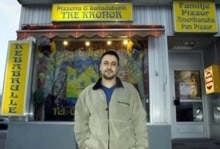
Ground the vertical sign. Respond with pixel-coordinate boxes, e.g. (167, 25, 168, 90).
(1, 41, 32, 116)
(204, 65, 220, 94)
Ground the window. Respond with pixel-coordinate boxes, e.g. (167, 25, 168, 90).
(174, 70, 203, 122)
(32, 36, 149, 121)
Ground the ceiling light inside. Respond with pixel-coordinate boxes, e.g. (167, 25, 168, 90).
(107, 40, 112, 45)
(85, 41, 90, 47)
(173, 41, 197, 50)
(63, 40, 68, 46)
(123, 39, 128, 45)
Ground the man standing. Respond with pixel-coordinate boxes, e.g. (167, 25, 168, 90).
(74, 50, 149, 149)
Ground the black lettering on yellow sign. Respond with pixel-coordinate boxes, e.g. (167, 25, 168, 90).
(178, 2, 210, 10)
(11, 78, 20, 84)
(9, 99, 18, 106)
(52, 4, 132, 21)
(181, 10, 209, 16)
(12, 64, 21, 69)
(194, 24, 212, 30)
(8, 98, 18, 113)
(10, 92, 18, 98)
(181, 23, 212, 30)
(14, 48, 22, 56)
(10, 85, 19, 91)
(174, 1, 217, 32)
(89, 5, 126, 11)
(11, 71, 20, 77)
(57, 6, 81, 11)
(82, 11, 122, 19)
(181, 24, 192, 29)
(8, 107, 17, 113)
(61, 11, 122, 19)
(61, 12, 79, 19)
(13, 57, 22, 63)
(177, 17, 215, 23)
(8, 43, 24, 114)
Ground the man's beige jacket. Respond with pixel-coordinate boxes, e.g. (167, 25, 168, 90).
(74, 78, 149, 149)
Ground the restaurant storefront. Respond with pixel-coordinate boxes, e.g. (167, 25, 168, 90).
(17, 24, 164, 122)
(1, 1, 220, 149)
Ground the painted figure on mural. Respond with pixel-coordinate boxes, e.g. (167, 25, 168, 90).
(33, 37, 55, 120)
(34, 37, 104, 121)
(125, 37, 148, 112)
(34, 37, 71, 121)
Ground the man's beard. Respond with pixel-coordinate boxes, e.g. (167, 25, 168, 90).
(103, 74, 116, 80)
(102, 70, 116, 80)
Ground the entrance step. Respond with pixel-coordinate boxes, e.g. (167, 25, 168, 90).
(172, 138, 220, 149)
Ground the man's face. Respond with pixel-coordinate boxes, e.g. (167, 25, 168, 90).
(100, 54, 119, 80)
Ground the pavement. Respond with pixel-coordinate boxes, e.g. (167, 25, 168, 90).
(172, 138, 220, 149)
(0, 130, 7, 149)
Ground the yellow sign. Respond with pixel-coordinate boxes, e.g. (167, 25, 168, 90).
(51, 3, 133, 22)
(204, 65, 220, 94)
(173, 1, 218, 33)
(1, 41, 32, 116)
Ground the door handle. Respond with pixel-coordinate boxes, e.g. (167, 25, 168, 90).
(173, 97, 180, 106)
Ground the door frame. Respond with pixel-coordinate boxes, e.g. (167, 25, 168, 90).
(169, 52, 208, 139)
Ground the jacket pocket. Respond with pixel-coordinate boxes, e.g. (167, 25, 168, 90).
(84, 137, 99, 149)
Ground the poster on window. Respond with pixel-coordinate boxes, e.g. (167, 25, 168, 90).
(175, 70, 201, 99)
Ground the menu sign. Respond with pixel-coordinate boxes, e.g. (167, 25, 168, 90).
(173, 1, 218, 33)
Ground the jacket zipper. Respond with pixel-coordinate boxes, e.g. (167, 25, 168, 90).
(107, 104, 110, 149)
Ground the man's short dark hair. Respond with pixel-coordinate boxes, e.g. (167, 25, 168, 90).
(100, 50, 119, 65)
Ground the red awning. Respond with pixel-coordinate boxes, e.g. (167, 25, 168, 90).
(17, 24, 165, 39)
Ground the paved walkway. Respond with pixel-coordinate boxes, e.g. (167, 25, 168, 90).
(0, 130, 7, 149)
(172, 138, 220, 149)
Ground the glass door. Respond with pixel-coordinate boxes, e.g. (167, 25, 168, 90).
(171, 69, 206, 138)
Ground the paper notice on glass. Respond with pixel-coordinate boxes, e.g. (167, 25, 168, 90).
(179, 83, 190, 99)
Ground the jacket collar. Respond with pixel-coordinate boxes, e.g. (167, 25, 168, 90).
(93, 77, 124, 90)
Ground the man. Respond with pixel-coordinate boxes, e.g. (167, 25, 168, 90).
(74, 50, 149, 149)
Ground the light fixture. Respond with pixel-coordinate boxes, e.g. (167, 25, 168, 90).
(123, 39, 128, 45)
(184, 41, 196, 47)
(120, 35, 128, 38)
(172, 40, 197, 50)
(107, 40, 112, 45)
(193, 108, 201, 117)
(85, 41, 90, 47)
(214, 106, 220, 122)
(195, 108, 201, 114)
(216, 106, 220, 112)
(193, 108, 203, 121)
(63, 40, 68, 46)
